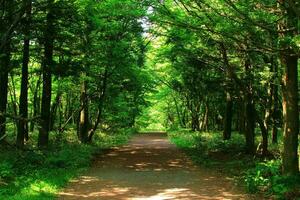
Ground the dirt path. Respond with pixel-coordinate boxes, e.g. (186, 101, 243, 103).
(57, 133, 259, 200)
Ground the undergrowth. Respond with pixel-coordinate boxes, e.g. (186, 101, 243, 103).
(168, 130, 300, 200)
(0, 128, 134, 200)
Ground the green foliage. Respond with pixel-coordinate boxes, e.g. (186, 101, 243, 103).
(0, 161, 14, 180)
(168, 130, 300, 199)
(168, 130, 247, 167)
(244, 160, 281, 193)
(0, 129, 133, 200)
(244, 160, 300, 199)
(169, 130, 245, 153)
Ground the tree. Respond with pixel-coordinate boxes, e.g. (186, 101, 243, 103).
(17, 0, 32, 148)
(38, 0, 55, 148)
(278, 0, 299, 175)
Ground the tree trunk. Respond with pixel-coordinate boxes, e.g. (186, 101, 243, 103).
(30, 77, 41, 132)
(220, 43, 234, 140)
(191, 101, 200, 131)
(79, 80, 89, 143)
(223, 92, 233, 140)
(201, 101, 209, 131)
(49, 90, 62, 131)
(173, 95, 185, 128)
(0, 1, 13, 143)
(245, 96, 255, 154)
(271, 56, 279, 144)
(238, 100, 246, 134)
(256, 113, 268, 156)
(87, 68, 108, 142)
(38, 0, 55, 148)
(278, 0, 299, 175)
(0, 46, 10, 142)
(244, 59, 255, 154)
(281, 54, 299, 175)
(17, 0, 32, 148)
(0, 27, 12, 140)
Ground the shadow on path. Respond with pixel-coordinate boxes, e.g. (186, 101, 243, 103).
(57, 133, 259, 200)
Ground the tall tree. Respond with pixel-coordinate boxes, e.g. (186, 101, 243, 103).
(38, 0, 55, 148)
(0, 1, 14, 142)
(278, 0, 299, 175)
(17, 0, 32, 148)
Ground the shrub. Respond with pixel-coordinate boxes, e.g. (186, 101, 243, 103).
(0, 161, 14, 179)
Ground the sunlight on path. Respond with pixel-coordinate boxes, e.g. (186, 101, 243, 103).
(57, 133, 259, 200)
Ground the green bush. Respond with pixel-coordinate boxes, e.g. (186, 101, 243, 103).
(244, 160, 281, 193)
(0, 161, 14, 179)
(244, 160, 300, 199)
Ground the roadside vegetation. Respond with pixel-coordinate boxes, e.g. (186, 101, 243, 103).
(0, 128, 134, 200)
(169, 130, 300, 200)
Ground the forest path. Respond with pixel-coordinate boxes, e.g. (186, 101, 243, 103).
(57, 133, 259, 200)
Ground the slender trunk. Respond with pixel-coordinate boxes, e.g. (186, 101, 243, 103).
(271, 57, 279, 144)
(173, 95, 184, 128)
(223, 92, 233, 140)
(9, 74, 19, 118)
(257, 113, 268, 156)
(0, 49, 10, 142)
(238, 100, 246, 134)
(79, 80, 89, 143)
(244, 59, 255, 154)
(220, 43, 233, 140)
(30, 77, 41, 132)
(191, 102, 200, 131)
(17, 0, 32, 148)
(0, 19, 11, 142)
(245, 96, 255, 154)
(58, 100, 63, 129)
(88, 68, 108, 142)
(38, 0, 55, 148)
(202, 101, 209, 131)
(49, 90, 62, 131)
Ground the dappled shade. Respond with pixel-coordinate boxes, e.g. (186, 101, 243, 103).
(58, 134, 255, 200)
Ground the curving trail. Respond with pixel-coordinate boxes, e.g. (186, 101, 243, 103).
(57, 133, 260, 200)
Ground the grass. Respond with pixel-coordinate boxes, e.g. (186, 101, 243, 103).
(168, 129, 300, 200)
(0, 128, 134, 200)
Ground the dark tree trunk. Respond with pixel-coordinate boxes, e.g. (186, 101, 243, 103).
(271, 57, 279, 144)
(0, 1, 13, 143)
(49, 90, 62, 131)
(88, 68, 108, 142)
(0, 46, 10, 142)
(38, 0, 55, 148)
(238, 100, 246, 134)
(220, 43, 234, 140)
(245, 96, 255, 154)
(17, 0, 32, 148)
(244, 59, 255, 154)
(281, 54, 299, 175)
(30, 77, 41, 132)
(0, 51, 10, 141)
(191, 102, 200, 131)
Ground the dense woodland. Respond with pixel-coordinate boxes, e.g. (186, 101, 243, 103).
(0, 0, 299, 199)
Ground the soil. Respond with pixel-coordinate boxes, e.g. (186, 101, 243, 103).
(57, 133, 261, 200)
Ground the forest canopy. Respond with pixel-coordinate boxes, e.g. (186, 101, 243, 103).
(0, 0, 299, 198)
